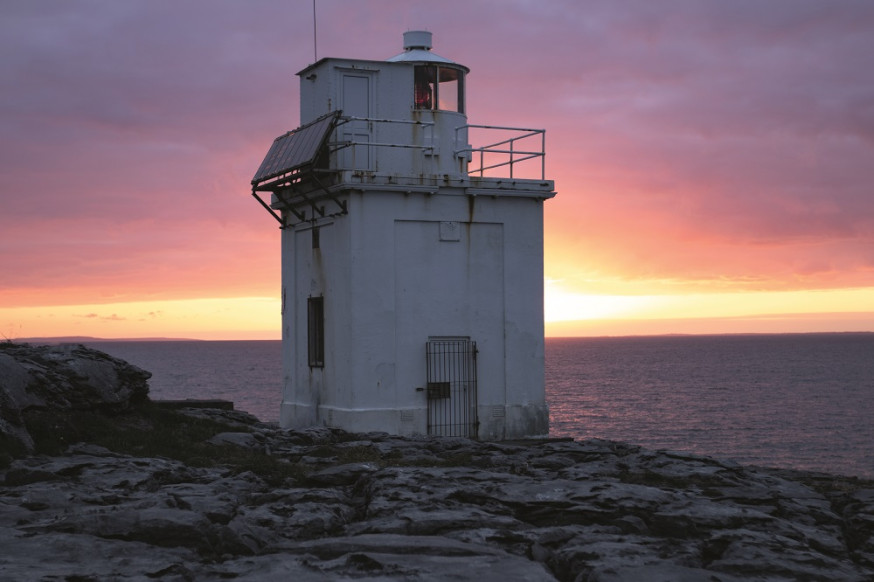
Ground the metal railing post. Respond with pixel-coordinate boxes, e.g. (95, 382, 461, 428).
(510, 138, 514, 179)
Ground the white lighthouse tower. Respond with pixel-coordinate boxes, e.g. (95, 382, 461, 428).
(252, 31, 556, 440)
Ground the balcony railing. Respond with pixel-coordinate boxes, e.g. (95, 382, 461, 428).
(326, 115, 547, 180)
(455, 124, 546, 180)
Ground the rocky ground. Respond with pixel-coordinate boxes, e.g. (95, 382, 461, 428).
(2, 343, 874, 581)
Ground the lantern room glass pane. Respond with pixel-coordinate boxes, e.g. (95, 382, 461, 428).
(414, 66, 435, 110)
(437, 67, 463, 113)
(413, 65, 465, 113)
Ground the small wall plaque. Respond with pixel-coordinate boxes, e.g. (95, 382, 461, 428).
(439, 221, 461, 241)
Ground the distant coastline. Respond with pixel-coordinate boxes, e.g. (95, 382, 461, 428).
(546, 330, 874, 340)
(15, 336, 205, 344)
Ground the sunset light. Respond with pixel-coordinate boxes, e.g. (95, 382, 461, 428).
(545, 283, 874, 337)
(544, 279, 657, 322)
(2, 1, 873, 340)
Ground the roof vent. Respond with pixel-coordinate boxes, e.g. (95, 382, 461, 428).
(403, 30, 432, 51)
(387, 30, 463, 67)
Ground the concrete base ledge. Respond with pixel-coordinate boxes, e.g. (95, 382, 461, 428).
(280, 400, 550, 441)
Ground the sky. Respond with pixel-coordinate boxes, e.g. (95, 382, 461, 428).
(1, 0, 873, 340)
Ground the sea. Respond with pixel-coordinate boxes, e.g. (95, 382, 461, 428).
(85, 333, 874, 479)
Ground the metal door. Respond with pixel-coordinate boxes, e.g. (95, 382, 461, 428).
(426, 337, 478, 437)
(341, 73, 371, 169)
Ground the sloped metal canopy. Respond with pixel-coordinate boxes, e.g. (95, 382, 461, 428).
(251, 111, 345, 227)
(251, 111, 339, 187)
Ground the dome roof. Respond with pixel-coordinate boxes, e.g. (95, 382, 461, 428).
(386, 31, 467, 70)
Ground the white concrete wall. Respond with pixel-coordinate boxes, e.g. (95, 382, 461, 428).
(280, 187, 549, 439)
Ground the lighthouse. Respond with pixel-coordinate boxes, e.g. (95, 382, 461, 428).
(251, 31, 556, 440)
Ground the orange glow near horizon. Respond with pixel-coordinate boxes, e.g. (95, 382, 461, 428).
(3, 283, 872, 341)
(543, 280, 874, 337)
(1, 298, 281, 341)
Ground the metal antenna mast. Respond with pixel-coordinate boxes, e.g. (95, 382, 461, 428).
(312, 0, 318, 62)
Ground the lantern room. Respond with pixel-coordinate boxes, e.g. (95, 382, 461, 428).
(387, 30, 467, 114)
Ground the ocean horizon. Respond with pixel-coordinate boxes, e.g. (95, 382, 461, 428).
(71, 332, 874, 479)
